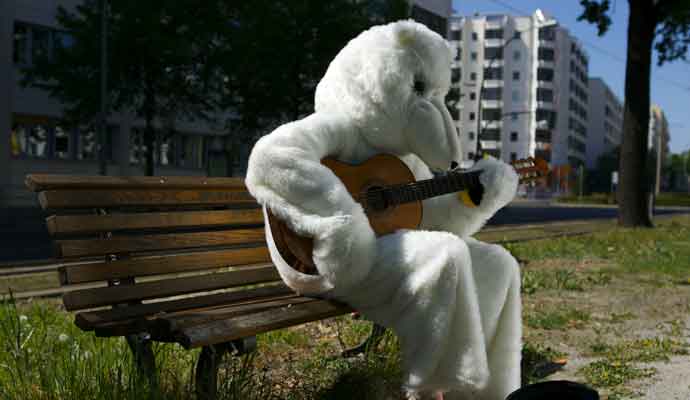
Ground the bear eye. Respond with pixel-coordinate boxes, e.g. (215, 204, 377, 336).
(413, 78, 426, 96)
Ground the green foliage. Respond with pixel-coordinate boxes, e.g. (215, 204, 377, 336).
(578, 0, 690, 66)
(221, 0, 410, 138)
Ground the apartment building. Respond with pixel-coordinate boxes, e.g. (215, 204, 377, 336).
(448, 11, 590, 169)
(586, 77, 623, 168)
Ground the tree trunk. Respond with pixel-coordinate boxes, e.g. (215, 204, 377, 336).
(617, 0, 657, 227)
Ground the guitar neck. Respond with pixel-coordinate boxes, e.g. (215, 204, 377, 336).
(379, 169, 484, 206)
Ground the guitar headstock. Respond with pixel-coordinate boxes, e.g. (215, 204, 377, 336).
(511, 157, 549, 184)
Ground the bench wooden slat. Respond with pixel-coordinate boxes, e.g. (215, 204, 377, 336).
(56, 228, 266, 257)
(38, 189, 258, 210)
(178, 299, 353, 348)
(26, 174, 248, 192)
(75, 283, 294, 330)
(63, 264, 281, 311)
(60, 247, 271, 285)
(93, 296, 314, 338)
(47, 209, 264, 235)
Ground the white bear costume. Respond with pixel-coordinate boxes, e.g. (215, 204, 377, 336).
(246, 21, 521, 399)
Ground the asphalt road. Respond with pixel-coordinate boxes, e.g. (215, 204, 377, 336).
(0, 203, 688, 263)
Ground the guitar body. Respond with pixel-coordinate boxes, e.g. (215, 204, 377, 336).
(266, 154, 422, 274)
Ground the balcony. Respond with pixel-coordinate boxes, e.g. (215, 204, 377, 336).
(483, 59, 504, 67)
(480, 140, 502, 150)
(537, 60, 556, 69)
(484, 38, 504, 47)
(537, 101, 555, 110)
(481, 99, 503, 108)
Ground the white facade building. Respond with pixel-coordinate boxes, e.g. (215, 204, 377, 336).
(448, 11, 590, 169)
(586, 77, 623, 168)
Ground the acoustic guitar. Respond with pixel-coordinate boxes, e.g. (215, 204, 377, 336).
(267, 154, 548, 275)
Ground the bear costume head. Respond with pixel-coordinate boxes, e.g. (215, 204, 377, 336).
(315, 20, 462, 172)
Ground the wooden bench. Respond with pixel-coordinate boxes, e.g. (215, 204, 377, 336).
(25, 174, 364, 398)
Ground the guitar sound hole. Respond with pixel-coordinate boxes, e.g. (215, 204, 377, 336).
(365, 185, 388, 212)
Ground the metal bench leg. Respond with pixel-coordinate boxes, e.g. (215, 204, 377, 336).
(342, 322, 387, 358)
(125, 333, 157, 387)
(195, 337, 257, 400)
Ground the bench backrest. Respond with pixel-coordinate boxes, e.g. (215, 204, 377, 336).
(25, 174, 283, 321)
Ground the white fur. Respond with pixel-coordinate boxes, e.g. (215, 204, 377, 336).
(246, 21, 521, 399)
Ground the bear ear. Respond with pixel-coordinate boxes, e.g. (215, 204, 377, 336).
(393, 21, 417, 47)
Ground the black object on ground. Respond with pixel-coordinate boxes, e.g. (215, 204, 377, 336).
(506, 380, 599, 400)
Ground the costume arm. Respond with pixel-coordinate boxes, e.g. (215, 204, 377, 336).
(245, 113, 376, 294)
(419, 157, 519, 238)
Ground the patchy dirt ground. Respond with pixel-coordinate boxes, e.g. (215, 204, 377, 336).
(521, 257, 690, 400)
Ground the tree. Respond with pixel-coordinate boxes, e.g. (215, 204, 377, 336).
(22, 0, 226, 176)
(578, 0, 690, 227)
(218, 0, 410, 174)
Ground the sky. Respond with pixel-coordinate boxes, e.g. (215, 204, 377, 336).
(451, 0, 690, 154)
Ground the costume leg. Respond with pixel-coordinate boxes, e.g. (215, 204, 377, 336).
(464, 238, 522, 400)
(342, 230, 489, 395)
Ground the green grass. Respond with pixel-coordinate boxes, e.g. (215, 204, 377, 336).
(521, 268, 612, 294)
(525, 306, 591, 330)
(557, 192, 690, 207)
(505, 218, 690, 278)
(589, 337, 689, 363)
(579, 360, 656, 388)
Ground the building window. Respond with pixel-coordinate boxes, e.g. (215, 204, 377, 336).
(485, 29, 503, 39)
(469, 112, 476, 121)
(471, 51, 477, 61)
(76, 126, 97, 160)
(537, 88, 554, 102)
(537, 67, 554, 82)
(451, 68, 461, 83)
(472, 32, 478, 41)
(512, 90, 519, 102)
(538, 47, 555, 61)
(481, 129, 501, 141)
(513, 50, 520, 61)
(483, 108, 503, 121)
(511, 113, 518, 121)
(13, 22, 28, 64)
(483, 67, 503, 80)
(483, 87, 502, 101)
(510, 132, 518, 142)
(468, 132, 475, 140)
(53, 126, 71, 159)
(468, 152, 475, 159)
(513, 31, 521, 39)
(470, 72, 477, 81)
(470, 92, 476, 100)
(510, 152, 517, 162)
(31, 25, 52, 63)
(451, 29, 462, 41)
(512, 71, 520, 81)
(484, 47, 503, 60)
(411, 5, 448, 37)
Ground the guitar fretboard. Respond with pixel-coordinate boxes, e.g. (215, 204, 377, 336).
(358, 170, 483, 209)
